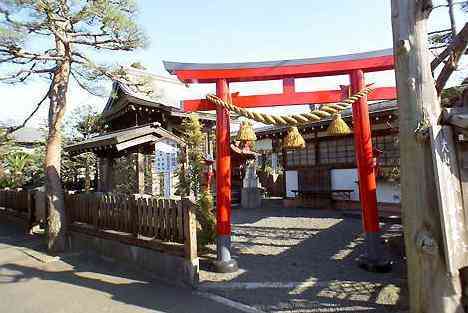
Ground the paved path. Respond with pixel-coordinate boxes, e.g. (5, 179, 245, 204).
(199, 208, 408, 313)
(0, 220, 248, 313)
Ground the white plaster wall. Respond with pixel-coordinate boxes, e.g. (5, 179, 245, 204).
(285, 170, 298, 198)
(331, 168, 401, 203)
(331, 169, 360, 201)
(376, 181, 401, 203)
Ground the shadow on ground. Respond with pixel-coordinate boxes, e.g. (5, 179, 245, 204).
(199, 207, 408, 313)
(0, 220, 242, 313)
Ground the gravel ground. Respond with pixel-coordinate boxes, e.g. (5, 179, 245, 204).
(199, 207, 408, 313)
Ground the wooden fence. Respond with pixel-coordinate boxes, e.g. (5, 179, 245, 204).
(0, 189, 198, 260)
(65, 193, 197, 259)
(0, 189, 32, 218)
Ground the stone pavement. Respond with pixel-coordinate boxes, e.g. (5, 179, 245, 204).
(0, 220, 248, 313)
(199, 207, 408, 313)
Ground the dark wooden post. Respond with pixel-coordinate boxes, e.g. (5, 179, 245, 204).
(130, 197, 139, 238)
(136, 149, 145, 194)
(26, 191, 35, 233)
(98, 156, 114, 193)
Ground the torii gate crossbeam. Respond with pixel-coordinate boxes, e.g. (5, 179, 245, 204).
(164, 48, 396, 272)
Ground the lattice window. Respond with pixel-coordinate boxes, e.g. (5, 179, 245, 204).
(285, 133, 398, 169)
(286, 143, 316, 167)
(318, 137, 355, 165)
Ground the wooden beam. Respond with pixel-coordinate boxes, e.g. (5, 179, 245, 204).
(183, 87, 397, 112)
(115, 134, 159, 151)
(170, 54, 394, 83)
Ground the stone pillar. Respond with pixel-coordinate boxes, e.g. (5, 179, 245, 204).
(241, 160, 262, 209)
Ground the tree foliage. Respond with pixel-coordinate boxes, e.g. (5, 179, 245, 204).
(0, 0, 149, 251)
(0, 0, 149, 93)
(0, 129, 45, 189)
(176, 114, 205, 198)
(61, 104, 105, 190)
(174, 114, 216, 248)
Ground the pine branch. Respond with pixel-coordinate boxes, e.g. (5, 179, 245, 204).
(0, 47, 64, 62)
(435, 23, 468, 94)
(70, 70, 105, 97)
(71, 36, 140, 51)
(433, 1, 467, 9)
(6, 84, 52, 135)
(0, 65, 57, 82)
(431, 23, 468, 71)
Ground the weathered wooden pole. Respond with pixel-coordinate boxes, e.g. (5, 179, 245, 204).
(214, 78, 238, 273)
(392, 1, 466, 312)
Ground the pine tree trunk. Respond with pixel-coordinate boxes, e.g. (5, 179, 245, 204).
(46, 34, 71, 252)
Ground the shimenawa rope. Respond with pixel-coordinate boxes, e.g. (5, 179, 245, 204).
(205, 85, 375, 126)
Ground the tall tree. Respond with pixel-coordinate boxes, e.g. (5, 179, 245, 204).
(0, 0, 148, 252)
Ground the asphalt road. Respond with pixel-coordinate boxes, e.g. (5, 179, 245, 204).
(0, 220, 248, 313)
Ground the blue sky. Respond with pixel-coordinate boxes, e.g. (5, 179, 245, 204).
(1, 0, 466, 126)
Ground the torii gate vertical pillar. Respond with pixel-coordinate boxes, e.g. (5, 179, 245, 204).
(214, 79, 238, 273)
(350, 70, 391, 272)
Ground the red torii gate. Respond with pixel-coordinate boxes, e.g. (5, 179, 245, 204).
(164, 49, 396, 272)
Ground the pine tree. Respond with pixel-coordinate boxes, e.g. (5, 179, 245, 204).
(176, 114, 204, 198)
(0, 0, 148, 252)
(175, 114, 216, 248)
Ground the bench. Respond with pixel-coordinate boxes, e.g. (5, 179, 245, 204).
(291, 189, 354, 209)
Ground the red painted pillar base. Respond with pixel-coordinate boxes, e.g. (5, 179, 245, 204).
(213, 79, 238, 273)
(350, 70, 391, 273)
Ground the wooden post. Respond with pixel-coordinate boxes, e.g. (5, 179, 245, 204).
(93, 194, 99, 230)
(392, 1, 467, 312)
(182, 197, 199, 286)
(136, 149, 145, 194)
(98, 157, 114, 193)
(130, 197, 139, 238)
(26, 191, 35, 234)
(183, 197, 197, 261)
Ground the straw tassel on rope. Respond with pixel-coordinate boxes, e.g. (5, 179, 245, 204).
(326, 113, 352, 136)
(236, 120, 257, 142)
(283, 127, 305, 150)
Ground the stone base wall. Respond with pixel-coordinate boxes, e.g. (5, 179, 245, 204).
(68, 231, 199, 287)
